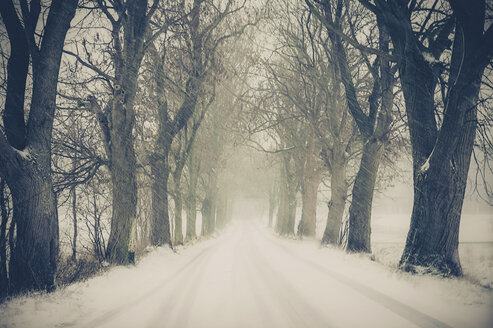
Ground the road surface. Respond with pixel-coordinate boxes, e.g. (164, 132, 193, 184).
(74, 220, 459, 328)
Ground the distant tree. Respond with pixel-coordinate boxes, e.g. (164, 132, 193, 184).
(171, 102, 209, 244)
(185, 144, 201, 240)
(306, 0, 397, 252)
(262, 2, 358, 242)
(147, 0, 258, 246)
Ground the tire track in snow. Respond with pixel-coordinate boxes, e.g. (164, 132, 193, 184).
(147, 242, 216, 328)
(76, 237, 224, 328)
(239, 228, 283, 327)
(252, 223, 453, 328)
(244, 231, 333, 328)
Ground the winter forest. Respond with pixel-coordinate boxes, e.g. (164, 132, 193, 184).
(0, 0, 492, 327)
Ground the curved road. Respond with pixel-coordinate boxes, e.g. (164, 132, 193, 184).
(77, 221, 459, 328)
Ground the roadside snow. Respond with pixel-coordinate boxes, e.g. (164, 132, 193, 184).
(257, 226, 493, 328)
(0, 236, 223, 328)
(372, 213, 493, 288)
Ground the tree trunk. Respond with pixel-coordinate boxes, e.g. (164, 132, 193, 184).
(173, 173, 184, 246)
(71, 183, 77, 262)
(345, 140, 383, 252)
(0, 180, 9, 297)
(297, 176, 319, 237)
(400, 80, 480, 276)
(185, 190, 197, 240)
(286, 187, 297, 235)
(150, 150, 172, 246)
(8, 216, 15, 274)
(276, 152, 297, 236)
(100, 0, 150, 264)
(8, 164, 59, 293)
(185, 151, 199, 241)
(202, 170, 218, 237)
(297, 134, 320, 237)
(321, 161, 347, 245)
(92, 189, 105, 262)
(105, 99, 138, 263)
(277, 180, 296, 236)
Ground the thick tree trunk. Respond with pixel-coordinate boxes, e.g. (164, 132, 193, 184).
(345, 140, 383, 252)
(105, 98, 138, 263)
(400, 83, 480, 276)
(9, 164, 59, 293)
(150, 151, 172, 246)
(321, 162, 347, 245)
(101, 0, 150, 263)
(400, 168, 459, 275)
(149, 103, 173, 247)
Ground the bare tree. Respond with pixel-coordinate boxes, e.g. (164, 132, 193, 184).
(306, 0, 397, 252)
(363, 0, 493, 275)
(261, 3, 358, 242)
(67, 0, 161, 263)
(148, 0, 258, 246)
(0, 0, 78, 293)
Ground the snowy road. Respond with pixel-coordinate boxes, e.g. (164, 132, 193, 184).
(1, 220, 492, 328)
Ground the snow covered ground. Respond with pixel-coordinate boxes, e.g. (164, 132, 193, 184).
(371, 213, 493, 288)
(1, 220, 492, 328)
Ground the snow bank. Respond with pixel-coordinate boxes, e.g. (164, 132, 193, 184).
(0, 235, 223, 328)
(259, 226, 493, 328)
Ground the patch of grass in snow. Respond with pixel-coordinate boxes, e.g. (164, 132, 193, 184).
(56, 255, 104, 287)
